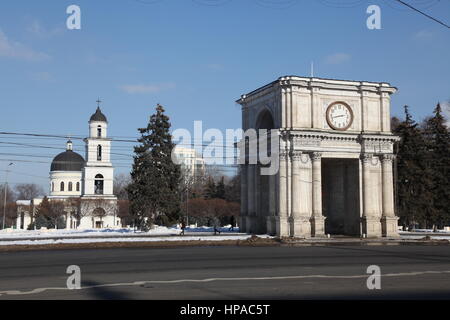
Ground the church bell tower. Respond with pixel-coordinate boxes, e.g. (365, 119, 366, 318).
(82, 100, 115, 198)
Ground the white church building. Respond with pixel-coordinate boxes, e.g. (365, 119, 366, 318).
(16, 106, 120, 230)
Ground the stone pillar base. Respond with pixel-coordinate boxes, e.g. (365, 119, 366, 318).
(275, 217, 290, 237)
(266, 216, 276, 236)
(245, 216, 256, 234)
(290, 217, 311, 238)
(239, 216, 247, 233)
(361, 217, 382, 238)
(311, 216, 326, 237)
(381, 216, 400, 238)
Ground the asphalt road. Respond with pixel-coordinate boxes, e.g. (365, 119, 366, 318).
(1, 245, 450, 300)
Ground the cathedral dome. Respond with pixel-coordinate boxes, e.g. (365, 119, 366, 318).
(51, 150, 85, 172)
(90, 107, 107, 122)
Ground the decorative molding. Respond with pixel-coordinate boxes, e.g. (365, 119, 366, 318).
(361, 153, 373, 164)
(290, 151, 303, 162)
(381, 154, 396, 163)
(279, 150, 289, 161)
(311, 152, 322, 162)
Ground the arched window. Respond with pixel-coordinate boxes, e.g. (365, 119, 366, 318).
(97, 126, 102, 138)
(60, 182, 65, 192)
(76, 182, 80, 192)
(94, 174, 104, 195)
(68, 182, 73, 192)
(97, 145, 102, 161)
(52, 182, 54, 192)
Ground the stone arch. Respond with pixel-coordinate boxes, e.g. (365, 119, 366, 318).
(255, 108, 275, 130)
(93, 207, 106, 217)
(252, 108, 276, 235)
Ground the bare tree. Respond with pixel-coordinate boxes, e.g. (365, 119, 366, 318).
(117, 199, 130, 226)
(15, 183, 45, 200)
(65, 197, 82, 228)
(82, 198, 117, 228)
(35, 197, 65, 229)
(114, 173, 131, 200)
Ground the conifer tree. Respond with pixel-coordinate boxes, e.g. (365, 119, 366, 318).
(204, 177, 216, 199)
(127, 104, 181, 230)
(394, 106, 434, 229)
(215, 177, 226, 200)
(423, 103, 450, 228)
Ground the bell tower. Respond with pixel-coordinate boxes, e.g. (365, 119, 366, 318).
(82, 100, 115, 198)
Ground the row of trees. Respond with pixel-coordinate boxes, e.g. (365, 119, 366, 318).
(393, 103, 450, 230)
(123, 104, 240, 230)
(0, 183, 46, 228)
(21, 197, 123, 230)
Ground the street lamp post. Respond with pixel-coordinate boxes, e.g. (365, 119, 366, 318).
(2, 163, 13, 230)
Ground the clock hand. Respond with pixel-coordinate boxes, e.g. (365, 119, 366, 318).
(332, 115, 345, 119)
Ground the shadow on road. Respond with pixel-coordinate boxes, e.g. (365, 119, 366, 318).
(82, 280, 132, 300)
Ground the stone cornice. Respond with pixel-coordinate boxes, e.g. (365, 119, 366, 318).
(236, 76, 397, 105)
(287, 130, 399, 143)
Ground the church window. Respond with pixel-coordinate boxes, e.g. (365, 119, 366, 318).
(68, 182, 73, 192)
(94, 174, 104, 195)
(60, 182, 65, 192)
(76, 182, 80, 192)
(97, 126, 102, 138)
(97, 145, 102, 161)
(52, 182, 54, 192)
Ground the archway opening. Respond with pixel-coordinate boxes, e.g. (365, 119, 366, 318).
(322, 158, 360, 236)
(254, 109, 275, 234)
(94, 174, 104, 195)
(256, 109, 275, 130)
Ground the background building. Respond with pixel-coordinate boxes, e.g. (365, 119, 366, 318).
(16, 106, 120, 230)
(173, 146, 206, 180)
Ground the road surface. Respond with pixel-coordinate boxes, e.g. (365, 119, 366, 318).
(1, 244, 450, 299)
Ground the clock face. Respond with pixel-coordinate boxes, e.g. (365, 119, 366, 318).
(326, 102, 354, 131)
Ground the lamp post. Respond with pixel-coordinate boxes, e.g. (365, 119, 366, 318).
(2, 163, 13, 230)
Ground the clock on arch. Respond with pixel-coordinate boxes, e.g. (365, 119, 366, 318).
(326, 101, 354, 131)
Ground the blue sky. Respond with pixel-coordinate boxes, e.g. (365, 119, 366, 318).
(0, 0, 449, 189)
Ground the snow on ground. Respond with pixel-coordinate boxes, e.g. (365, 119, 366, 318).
(0, 235, 259, 247)
(0, 225, 242, 241)
(0, 226, 176, 239)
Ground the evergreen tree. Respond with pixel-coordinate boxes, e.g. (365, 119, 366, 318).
(127, 104, 181, 230)
(423, 103, 450, 228)
(204, 177, 216, 199)
(215, 176, 226, 199)
(394, 106, 434, 229)
(225, 173, 240, 203)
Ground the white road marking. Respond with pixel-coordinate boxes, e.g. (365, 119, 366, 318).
(1, 270, 450, 296)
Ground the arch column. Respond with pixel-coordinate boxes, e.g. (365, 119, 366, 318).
(276, 151, 290, 236)
(381, 154, 399, 237)
(246, 164, 256, 233)
(290, 151, 312, 238)
(310, 152, 325, 237)
(361, 153, 382, 237)
(240, 164, 248, 232)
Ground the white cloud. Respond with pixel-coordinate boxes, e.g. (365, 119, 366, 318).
(325, 53, 351, 65)
(0, 28, 50, 61)
(414, 30, 433, 39)
(119, 83, 176, 94)
(27, 20, 63, 38)
(31, 71, 53, 81)
(206, 63, 224, 71)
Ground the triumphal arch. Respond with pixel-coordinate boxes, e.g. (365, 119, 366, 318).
(237, 76, 400, 238)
